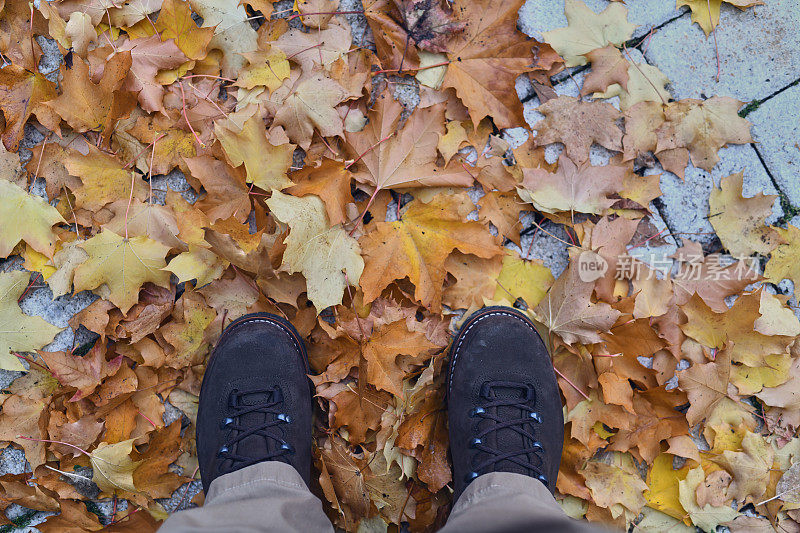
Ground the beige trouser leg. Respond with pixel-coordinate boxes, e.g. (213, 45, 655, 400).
(159, 461, 334, 533)
(440, 472, 606, 533)
(160, 463, 603, 533)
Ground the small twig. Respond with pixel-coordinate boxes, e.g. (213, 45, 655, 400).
(552, 366, 590, 401)
(178, 80, 205, 146)
(707, 0, 721, 81)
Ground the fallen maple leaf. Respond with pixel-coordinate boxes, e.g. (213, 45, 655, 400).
(346, 92, 472, 191)
(542, 0, 636, 67)
(44, 53, 136, 138)
(363, 319, 439, 397)
(679, 0, 764, 35)
(708, 172, 780, 257)
(64, 147, 149, 212)
(0, 179, 65, 258)
(392, 0, 465, 52)
(441, 0, 540, 128)
(581, 45, 630, 96)
(533, 96, 623, 162)
(0, 271, 63, 371)
(155, 0, 215, 60)
(0, 65, 58, 151)
(267, 70, 347, 150)
(215, 115, 294, 191)
(267, 190, 364, 312)
(533, 258, 621, 345)
(188, 0, 259, 77)
(764, 224, 800, 302)
(518, 155, 627, 215)
(287, 159, 353, 226)
(117, 35, 188, 113)
(359, 194, 500, 311)
(656, 97, 753, 173)
(73, 230, 172, 314)
(90, 439, 142, 495)
(677, 342, 737, 426)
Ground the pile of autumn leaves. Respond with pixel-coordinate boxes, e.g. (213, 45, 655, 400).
(0, 0, 799, 531)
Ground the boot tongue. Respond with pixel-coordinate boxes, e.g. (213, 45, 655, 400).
(483, 383, 534, 476)
(234, 390, 279, 460)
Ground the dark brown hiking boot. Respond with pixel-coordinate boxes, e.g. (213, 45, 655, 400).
(197, 313, 312, 493)
(447, 306, 564, 500)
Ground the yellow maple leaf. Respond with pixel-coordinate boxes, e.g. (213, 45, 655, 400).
(0, 180, 65, 258)
(359, 194, 501, 312)
(542, 0, 636, 67)
(765, 224, 800, 302)
(90, 439, 142, 495)
(0, 271, 63, 371)
(73, 230, 171, 313)
(215, 115, 294, 191)
(267, 190, 364, 312)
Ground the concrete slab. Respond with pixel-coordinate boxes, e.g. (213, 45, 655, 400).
(644, 0, 800, 101)
(747, 83, 800, 207)
(647, 143, 783, 249)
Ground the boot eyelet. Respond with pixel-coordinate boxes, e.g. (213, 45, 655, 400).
(529, 411, 541, 423)
(465, 471, 479, 482)
(532, 441, 543, 451)
(469, 437, 482, 448)
(277, 413, 292, 423)
(280, 442, 295, 454)
(218, 445, 229, 456)
(537, 474, 548, 485)
(220, 417, 234, 429)
(469, 407, 485, 417)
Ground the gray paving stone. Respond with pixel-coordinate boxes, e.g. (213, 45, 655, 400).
(644, 0, 800, 101)
(647, 143, 783, 249)
(748, 83, 800, 207)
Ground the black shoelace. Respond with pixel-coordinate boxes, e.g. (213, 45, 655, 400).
(217, 387, 294, 473)
(466, 381, 548, 485)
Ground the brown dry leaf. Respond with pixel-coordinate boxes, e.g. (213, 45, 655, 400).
(581, 45, 629, 95)
(363, 319, 439, 396)
(268, 70, 347, 150)
(117, 36, 188, 113)
(274, 19, 352, 73)
(519, 155, 627, 215)
(441, 0, 545, 128)
(677, 342, 737, 426)
(346, 92, 472, 191)
(533, 96, 623, 162)
(671, 245, 760, 312)
(656, 97, 753, 172)
(533, 259, 621, 345)
(39, 344, 123, 402)
(443, 252, 503, 309)
(45, 53, 136, 138)
(160, 291, 217, 369)
(287, 159, 352, 226)
(184, 155, 251, 224)
(0, 65, 58, 151)
(360, 194, 501, 311)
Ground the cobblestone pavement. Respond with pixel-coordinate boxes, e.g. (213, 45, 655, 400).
(1, 0, 798, 529)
